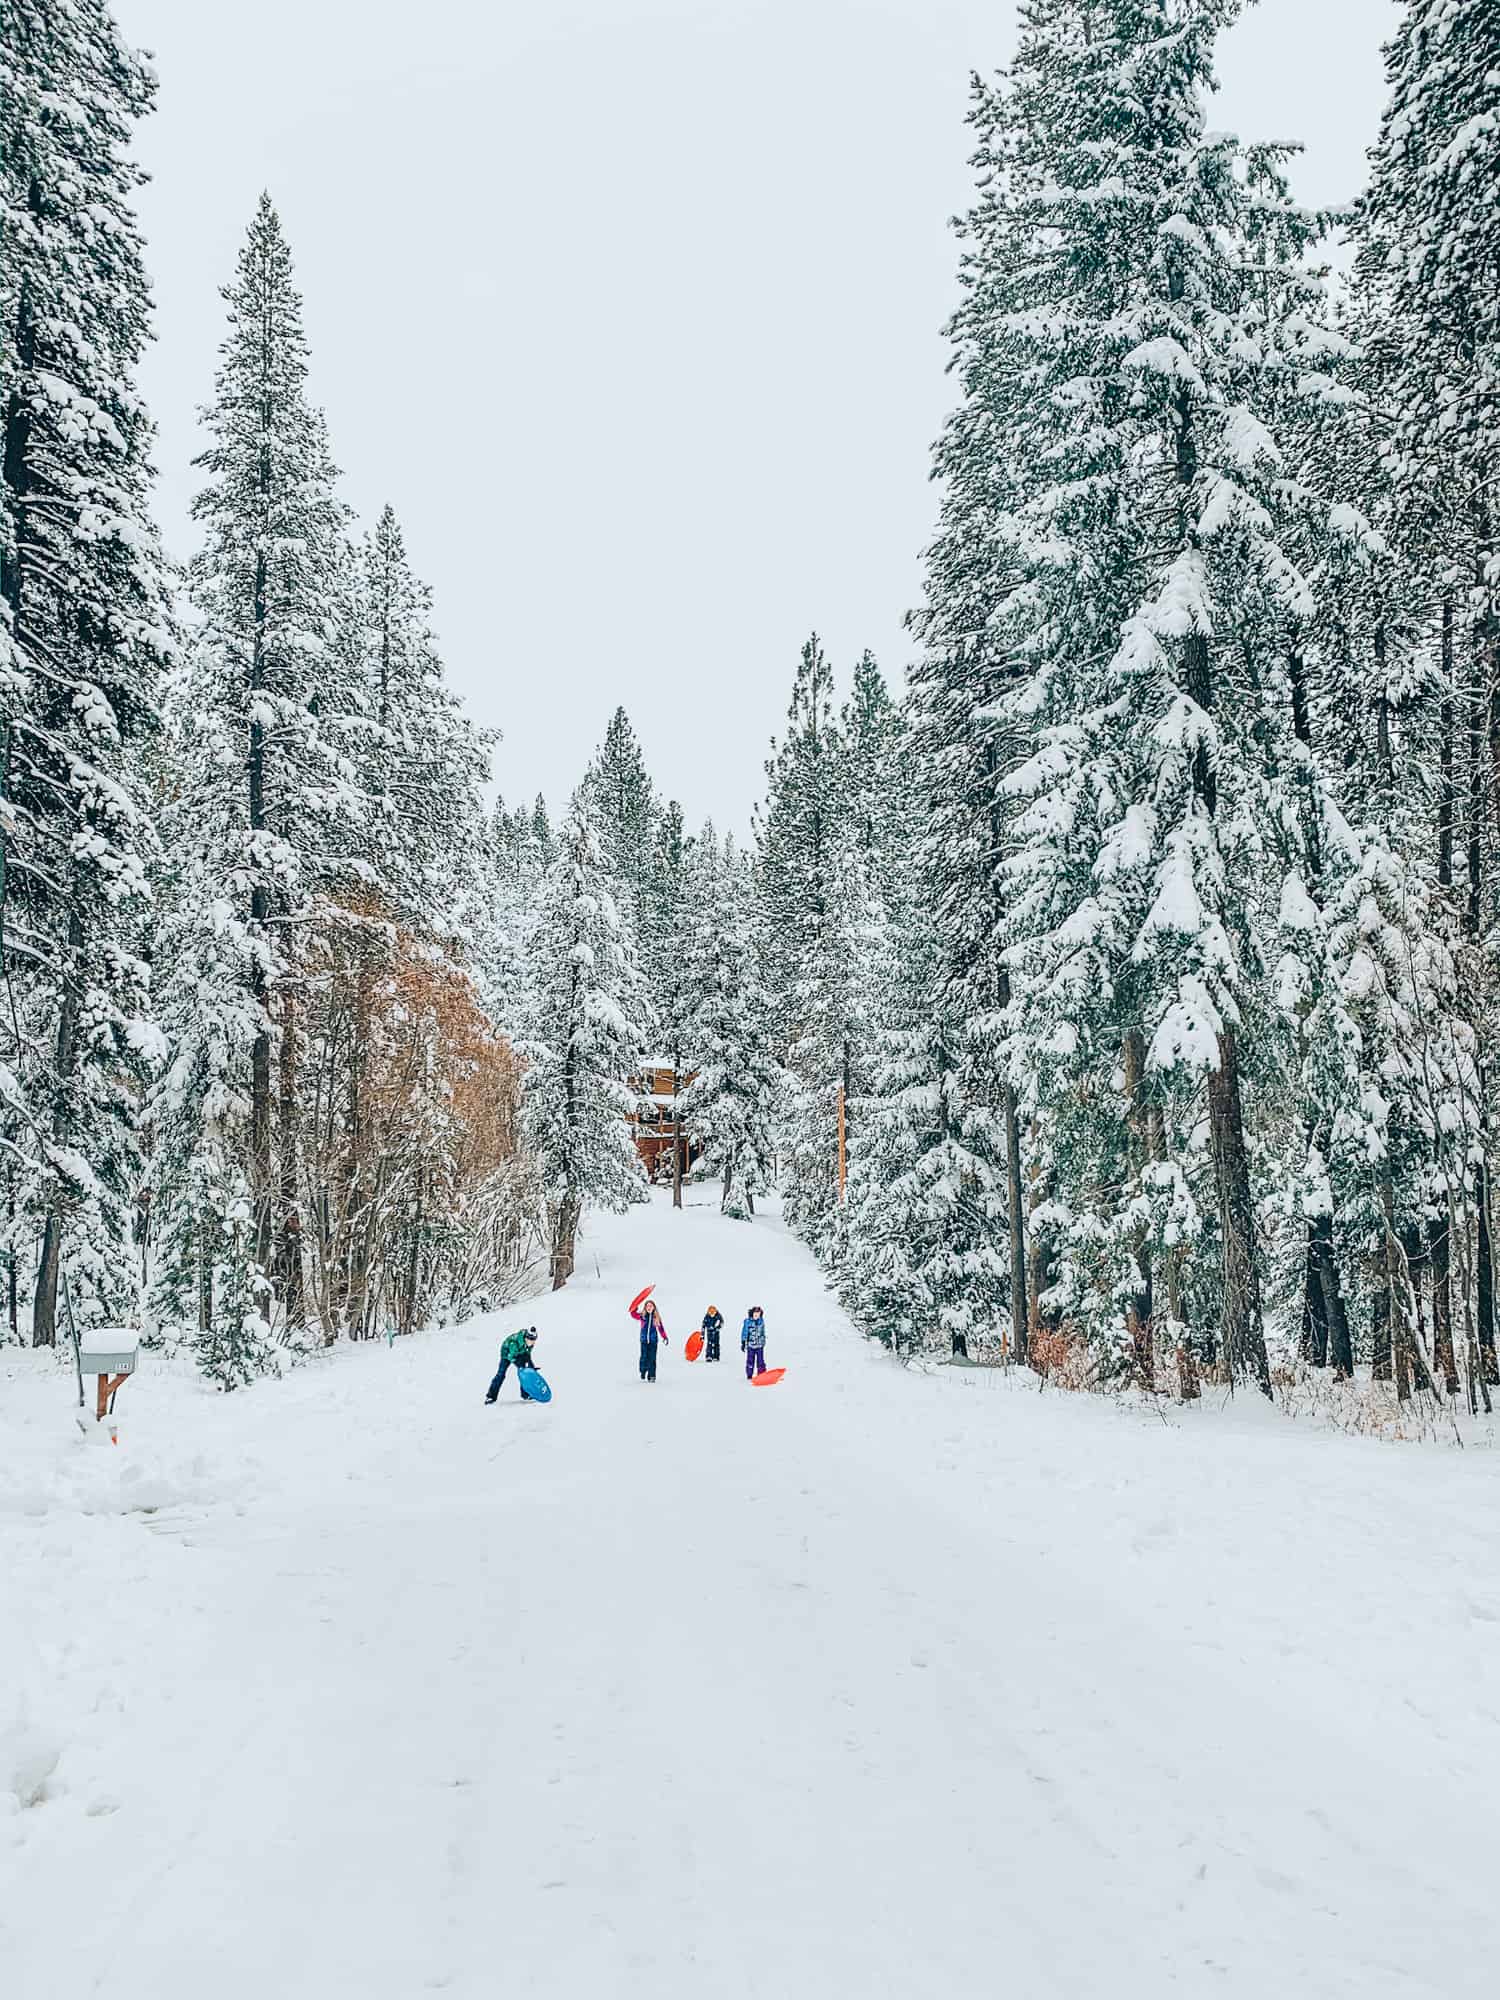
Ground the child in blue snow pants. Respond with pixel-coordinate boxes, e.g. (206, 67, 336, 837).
(742, 1306, 767, 1379)
(634, 1297, 666, 1381)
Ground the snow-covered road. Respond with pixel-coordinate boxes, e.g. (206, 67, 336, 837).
(5, 1191, 1499, 1997)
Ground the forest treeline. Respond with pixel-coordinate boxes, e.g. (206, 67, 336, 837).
(4, 0, 1497, 1423)
(839, 0, 1500, 1417)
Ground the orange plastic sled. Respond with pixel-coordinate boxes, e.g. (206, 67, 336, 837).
(685, 1330, 705, 1362)
(750, 1367, 786, 1387)
(629, 1284, 655, 1316)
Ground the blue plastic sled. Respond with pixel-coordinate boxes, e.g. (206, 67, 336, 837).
(517, 1366, 552, 1404)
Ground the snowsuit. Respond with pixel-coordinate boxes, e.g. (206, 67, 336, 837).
(486, 1329, 535, 1403)
(702, 1311, 723, 1363)
(742, 1312, 767, 1380)
(631, 1296, 667, 1381)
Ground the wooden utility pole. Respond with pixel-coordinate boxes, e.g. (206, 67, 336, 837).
(672, 1062, 683, 1210)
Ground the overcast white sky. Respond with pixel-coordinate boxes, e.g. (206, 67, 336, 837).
(114, 0, 1398, 835)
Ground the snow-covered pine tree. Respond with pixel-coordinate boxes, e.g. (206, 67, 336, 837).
(757, 636, 874, 1257)
(1352, 0, 1500, 1393)
(839, 773, 982, 1355)
(902, 69, 1046, 1364)
(149, 196, 366, 1370)
(521, 791, 651, 1288)
(146, 790, 275, 1378)
(1, 1, 173, 1342)
(840, 651, 904, 902)
(646, 798, 693, 1204)
(976, 0, 1376, 1395)
(1270, 291, 1478, 1400)
(471, 797, 530, 1035)
(355, 503, 491, 939)
(582, 706, 658, 954)
(680, 829, 783, 1217)
(530, 794, 555, 874)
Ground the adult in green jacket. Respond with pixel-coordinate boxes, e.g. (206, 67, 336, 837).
(485, 1327, 538, 1403)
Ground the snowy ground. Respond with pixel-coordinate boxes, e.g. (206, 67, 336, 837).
(4, 1190, 1499, 1999)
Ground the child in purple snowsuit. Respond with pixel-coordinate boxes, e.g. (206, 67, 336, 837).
(741, 1306, 767, 1379)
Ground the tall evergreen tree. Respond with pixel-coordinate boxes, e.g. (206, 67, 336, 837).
(583, 706, 658, 951)
(1353, 0, 1500, 1394)
(521, 792, 651, 1288)
(681, 830, 783, 1217)
(149, 197, 365, 1365)
(1, 0, 173, 1340)
(647, 797, 693, 1205)
(840, 651, 903, 898)
(973, 0, 1373, 1395)
(355, 503, 491, 938)
(757, 636, 873, 1256)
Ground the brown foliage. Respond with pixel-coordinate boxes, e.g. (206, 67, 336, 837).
(292, 893, 541, 1341)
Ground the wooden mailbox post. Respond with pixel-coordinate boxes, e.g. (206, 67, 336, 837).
(79, 1330, 140, 1424)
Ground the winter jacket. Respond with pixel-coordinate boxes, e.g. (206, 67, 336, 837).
(500, 1329, 534, 1368)
(632, 1302, 667, 1345)
(702, 1312, 723, 1339)
(741, 1313, 766, 1350)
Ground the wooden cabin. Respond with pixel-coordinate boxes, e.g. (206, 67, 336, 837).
(630, 1062, 701, 1183)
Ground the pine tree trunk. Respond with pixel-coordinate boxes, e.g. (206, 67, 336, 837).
(33, 1215, 63, 1349)
(1401, 1223, 1435, 1396)
(1468, 678, 1484, 938)
(0, 298, 33, 1342)
(277, 984, 304, 1326)
(1462, 667, 1495, 1384)
(1122, 1028, 1154, 1389)
(1302, 1235, 1328, 1366)
(1429, 1211, 1458, 1394)
(249, 548, 273, 1272)
(6, 1169, 18, 1343)
(671, 1062, 683, 1210)
(1285, 650, 1360, 1372)
(1312, 1212, 1353, 1379)
(1438, 598, 1455, 889)
(1371, 1277, 1392, 1383)
(31, 911, 84, 1347)
(1182, 601, 1264, 1395)
(343, 957, 373, 1336)
(1478, 1159, 1499, 1386)
(1003, 1082, 1028, 1366)
(550, 1191, 580, 1291)
(404, 1167, 424, 1333)
(198, 1207, 214, 1333)
(993, 950, 1028, 1364)
(1383, 1172, 1413, 1404)
(1207, 1025, 1270, 1396)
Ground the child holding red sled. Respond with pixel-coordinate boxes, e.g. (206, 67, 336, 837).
(630, 1285, 668, 1382)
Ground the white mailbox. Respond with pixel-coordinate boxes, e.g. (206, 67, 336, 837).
(79, 1330, 140, 1423)
(79, 1331, 141, 1377)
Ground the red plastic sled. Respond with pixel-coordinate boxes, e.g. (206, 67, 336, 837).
(685, 1330, 705, 1362)
(750, 1367, 786, 1387)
